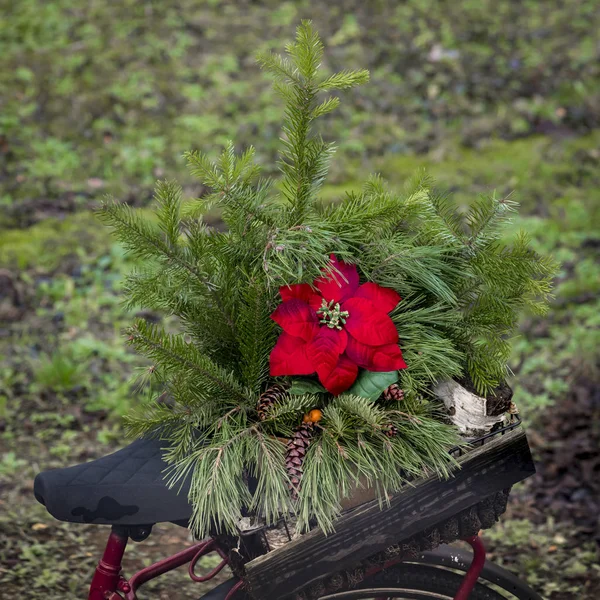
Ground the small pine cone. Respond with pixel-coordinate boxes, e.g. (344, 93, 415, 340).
(383, 383, 404, 402)
(384, 423, 399, 438)
(257, 383, 288, 421)
(285, 422, 314, 498)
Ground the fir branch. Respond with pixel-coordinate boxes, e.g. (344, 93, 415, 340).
(331, 395, 387, 433)
(259, 393, 316, 436)
(124, 399, 190, 441)
(98, 198, 169, 260)
(464, 192, 518, 251)
(364, 239, 460, 305)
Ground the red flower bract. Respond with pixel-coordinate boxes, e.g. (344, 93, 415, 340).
(269, 255, 407, 395)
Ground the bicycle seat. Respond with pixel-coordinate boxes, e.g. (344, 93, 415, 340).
(34, 437, 193, 526)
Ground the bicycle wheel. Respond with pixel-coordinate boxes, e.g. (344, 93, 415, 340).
(321, 564, 504, 600)
(202, 564, 504, 600)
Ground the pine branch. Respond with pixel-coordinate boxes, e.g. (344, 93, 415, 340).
(247, 430, 292, 525)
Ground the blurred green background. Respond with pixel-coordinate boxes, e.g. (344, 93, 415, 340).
(1, 1, 599, 598)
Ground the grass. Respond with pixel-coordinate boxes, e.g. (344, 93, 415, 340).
(486, 516, 600, 597)
(1, 0, 599, 222)
(1, 1, 599, 598)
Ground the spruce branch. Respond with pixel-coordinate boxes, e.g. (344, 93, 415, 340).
(258, 20, 368, 225)
(311, 96, 340, 119)
(98, 195, 237, 335)
(154, 179, 182, 247)
(317, 69, 370, 91)
(127, 320, 251, 406)
(237, 276, 278, 393)
(185, 146, 275, 229)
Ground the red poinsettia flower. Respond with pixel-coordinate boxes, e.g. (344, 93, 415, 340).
(269, 255, 407, 395)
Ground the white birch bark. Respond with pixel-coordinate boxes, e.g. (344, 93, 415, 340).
(434, 379, 506, 437)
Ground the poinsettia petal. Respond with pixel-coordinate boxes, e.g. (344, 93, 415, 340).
(354, 282, 401, 314)
(271, 299, 319, 341)
(269, 332, 316, 376)
(317, 354, 358, 396)
(306, 327, 348, 377)
(279, 283, 323, 311)
(342, 297, 399, 346)
(315, 254, 359, 303)
(346, 337, 407, 372)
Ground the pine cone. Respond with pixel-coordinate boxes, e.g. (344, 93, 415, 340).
(384, 423, 399, 438)
(285, 422, 314, 498)
(383, 383, 404, 402)
(257, 383, 288, 421)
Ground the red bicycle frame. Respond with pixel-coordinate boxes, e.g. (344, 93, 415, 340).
(88, 527, 486, 600)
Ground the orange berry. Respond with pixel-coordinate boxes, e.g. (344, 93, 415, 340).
(308, 409, 323, 423)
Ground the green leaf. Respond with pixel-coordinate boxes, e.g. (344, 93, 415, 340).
(289, 378, 327, 395)
(348, 370, 399, 400)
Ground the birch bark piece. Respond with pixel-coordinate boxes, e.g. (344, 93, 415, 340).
(434, 379, 506, 437)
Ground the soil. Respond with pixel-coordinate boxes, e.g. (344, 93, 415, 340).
(516, 374, 600, 543)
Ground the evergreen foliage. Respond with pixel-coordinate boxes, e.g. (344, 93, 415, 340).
(98, 21, 555, 537)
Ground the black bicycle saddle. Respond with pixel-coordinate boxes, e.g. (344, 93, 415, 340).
(34, 437, 192, 526)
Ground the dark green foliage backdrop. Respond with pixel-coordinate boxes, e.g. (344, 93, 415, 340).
(0, 1, 599, 598)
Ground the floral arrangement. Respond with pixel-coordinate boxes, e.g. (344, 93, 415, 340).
(99, 22, 555, 538)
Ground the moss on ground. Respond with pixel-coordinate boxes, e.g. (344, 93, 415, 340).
(0, 213, 111, 271)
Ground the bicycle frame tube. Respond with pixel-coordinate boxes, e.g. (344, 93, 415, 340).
(454, 536, 486, 600)
(364, 536, 487, 600)
(88, 528, 128, 600)
(89, 529, 232, 600)
(90, 531, 487, 600)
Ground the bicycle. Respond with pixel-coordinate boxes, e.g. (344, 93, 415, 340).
(34, 433, 543, 600)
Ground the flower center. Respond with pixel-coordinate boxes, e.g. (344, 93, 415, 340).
(317, 299, 350, 330)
